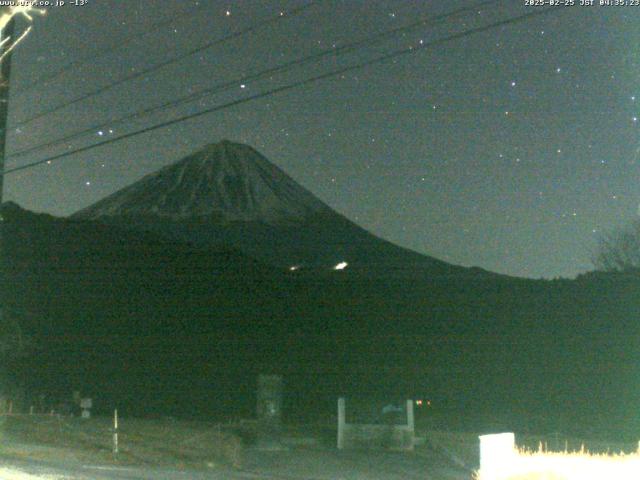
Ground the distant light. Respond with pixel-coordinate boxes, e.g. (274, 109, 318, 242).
(240, 84, 246, 89)
(416, 399, 423, 406)
(289, 265, 300, 271)
(97, 130, 104, 136)
(333, 261, 348, 270)
(225, 10, 231, 16)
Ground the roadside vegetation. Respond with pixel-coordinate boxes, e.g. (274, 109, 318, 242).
(0, 415, 242, 470)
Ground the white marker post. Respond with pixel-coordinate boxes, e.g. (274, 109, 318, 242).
(113, 409, 119, 454)
(478, 432, 517, 480)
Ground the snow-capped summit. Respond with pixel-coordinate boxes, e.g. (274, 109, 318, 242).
(74, 140, 329, 225)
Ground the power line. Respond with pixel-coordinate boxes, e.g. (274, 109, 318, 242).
(3, 5, 567, 178)
(12, 2, 316, 128)
(13, 1, 210, 95)
(8, 0, 503, 160)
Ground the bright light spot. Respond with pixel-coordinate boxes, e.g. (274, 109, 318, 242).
(97, 131, 104, 136)
(333, 261, 348, 270)
(415, 399, 423, 406)
(510, 81, 516, 87)
(240, 84, 246, 89)
(0, 6, 45, 63)
(0, 466, 66, 479)
(477, 432, 640, 480)
(289, 265, 300, 271)
(556, 67, 562, 73)
(85, 181, 91, 186)
(225, 10, 231, 16)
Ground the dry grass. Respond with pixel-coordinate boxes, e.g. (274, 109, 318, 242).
(473, 440, 640, 479)
(0, 415, 243, 470)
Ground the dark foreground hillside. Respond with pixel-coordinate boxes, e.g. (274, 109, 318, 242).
(2, 203, 639, 439)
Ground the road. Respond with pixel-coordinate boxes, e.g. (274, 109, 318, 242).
(0, 445, 472, 480)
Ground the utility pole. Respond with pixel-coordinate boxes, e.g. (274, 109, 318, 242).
(0, 16, 15, 203)
(0, 16, 15, 413)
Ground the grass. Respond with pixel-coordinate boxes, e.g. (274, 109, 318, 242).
(0, 414, 243, 470)
(474, 447, 640, 480)
(419, 428, 640, 477)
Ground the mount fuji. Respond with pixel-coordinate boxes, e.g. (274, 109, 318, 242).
(73, 140, 487, 277)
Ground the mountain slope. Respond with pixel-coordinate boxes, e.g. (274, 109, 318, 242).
(74, 140, 329, 225)
(72, 140, 488, 277)
(4, 202, 640, 436)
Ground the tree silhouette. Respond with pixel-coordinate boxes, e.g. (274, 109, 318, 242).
(593, 220, 640, 272)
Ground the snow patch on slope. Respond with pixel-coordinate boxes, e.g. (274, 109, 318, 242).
(74, 140, 329, 225)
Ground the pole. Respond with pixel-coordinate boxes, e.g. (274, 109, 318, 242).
(113, 409, 119, 454)
(0, 17, 15, 410)
(0, 17, 15, 202)
(337, 397, 345, 449)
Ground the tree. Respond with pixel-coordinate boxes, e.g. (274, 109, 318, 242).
(592, 219, 640, 272)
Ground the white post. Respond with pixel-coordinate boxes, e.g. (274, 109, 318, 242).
(406, 399, 414, 429)
(113, 409, 119, 454)
(406, 399, 415, 450)
(337, 397, 345, 450)
(478, 432, 516, 480)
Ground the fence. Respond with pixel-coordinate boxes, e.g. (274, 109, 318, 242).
(337, 397, 414, 450)
(477, 432, 640, 480)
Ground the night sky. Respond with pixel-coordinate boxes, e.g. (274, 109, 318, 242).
(2, 1, 639, 279)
